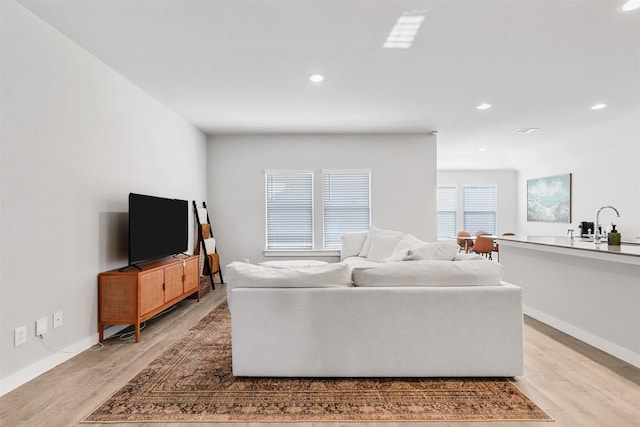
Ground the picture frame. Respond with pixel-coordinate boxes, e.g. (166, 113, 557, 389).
(527, 173, 572, 223)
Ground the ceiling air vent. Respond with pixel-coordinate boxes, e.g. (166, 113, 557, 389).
(513, 128, 539, 134)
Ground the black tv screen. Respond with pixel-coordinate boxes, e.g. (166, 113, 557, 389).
(128, 193, 188, 265)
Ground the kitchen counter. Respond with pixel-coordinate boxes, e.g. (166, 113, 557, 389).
(497, 235, 640, 265)
(497, 235, 640, 368)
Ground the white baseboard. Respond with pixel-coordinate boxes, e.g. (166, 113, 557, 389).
(524, 305, 640, 368)
(0, 324, 129, 397)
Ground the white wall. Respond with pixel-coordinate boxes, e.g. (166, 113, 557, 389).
(437, 170, 518, 235)
(0, 1, 207, 393)
(512, 112, 640, 239)
(206, 133, 437, 267)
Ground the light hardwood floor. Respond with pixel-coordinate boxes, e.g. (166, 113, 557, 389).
(1, 284, 639, 427)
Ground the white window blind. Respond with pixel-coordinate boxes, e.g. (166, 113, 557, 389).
(265, 171, 313, 250)
(322, 170, 371, 249)
(437, 186, 457, 239)
(463, 185, 497, 235)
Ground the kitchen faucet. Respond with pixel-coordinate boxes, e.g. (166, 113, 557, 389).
(594, 205, 620, 244)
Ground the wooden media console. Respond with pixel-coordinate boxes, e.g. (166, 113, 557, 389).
(98, 255, 200, 342)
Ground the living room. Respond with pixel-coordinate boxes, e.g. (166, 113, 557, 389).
(1, 0, 639, 424)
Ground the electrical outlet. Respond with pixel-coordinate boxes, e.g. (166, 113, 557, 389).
(53, 311, 63, 328)
(36, 317, 48, 337)
(14, 326, 27, 346)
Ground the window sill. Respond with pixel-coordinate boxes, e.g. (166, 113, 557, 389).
(263, 250, 340, 258)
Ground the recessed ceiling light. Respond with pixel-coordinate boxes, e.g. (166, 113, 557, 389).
(383, 12, 425, 49)
(620, 0, 640, 12)
(513, 128, 539, 134)
(309, 73, 324, 83)
(591, 103, 608, 110)
(478, 148, 487, 152)
(476, 103, 492, 110)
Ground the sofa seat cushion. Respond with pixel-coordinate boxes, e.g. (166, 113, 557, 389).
(342, 256, 381, 270)
(352, 260, 505, 287)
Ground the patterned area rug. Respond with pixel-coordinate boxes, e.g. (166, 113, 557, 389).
(84, 300, 551, 423)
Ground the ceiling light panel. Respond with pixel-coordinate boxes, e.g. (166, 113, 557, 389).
(309, 73, 324, 83)
(621, 0, 640, 12)
(591, 103, 607, 110)
(476, 103, 492, 110)
(513, 128, 539, 134)
(383, 13, 425, 49)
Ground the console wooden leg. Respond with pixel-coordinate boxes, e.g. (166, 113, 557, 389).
(135, 323, 140, 343)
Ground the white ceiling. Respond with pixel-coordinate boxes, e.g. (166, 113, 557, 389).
(17, 0, 640, 168)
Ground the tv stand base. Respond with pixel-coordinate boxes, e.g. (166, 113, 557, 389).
(98, 255, 200, 342)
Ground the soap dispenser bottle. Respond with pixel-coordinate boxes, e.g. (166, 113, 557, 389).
(607, 224, 621, 246)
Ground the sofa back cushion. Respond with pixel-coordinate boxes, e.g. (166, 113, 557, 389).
(352, 260, 505, 287)
(403, 242, 459, 261)
(366, 232, 405, 262)
(383, 242, 459, 263)
(358, 227, 404, 258)
(340, 231, 369, 260)
(226, 261, 353, 290)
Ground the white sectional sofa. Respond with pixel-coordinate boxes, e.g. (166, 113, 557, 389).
(226, 229, 524, 378)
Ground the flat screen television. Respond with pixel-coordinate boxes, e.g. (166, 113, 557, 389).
(128, 193, 188, 265)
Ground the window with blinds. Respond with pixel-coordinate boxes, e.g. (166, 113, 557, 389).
(463, 185, 497, 235)
(265, 171, 313, 250)
(437, 186, 457, 239)
(322, 170, 371, 249)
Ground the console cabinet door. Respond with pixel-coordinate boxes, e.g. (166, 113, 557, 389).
(140, 270, 164, 315)
(183, 257, 199, 293)
(164, 263, 184, 302)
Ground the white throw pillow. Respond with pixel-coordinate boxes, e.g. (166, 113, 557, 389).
(358, 227, 404, 258)
(402, 242, 459, 261)
(381, 248, 410, 263)
(381, 235, 427, 262)
(352, 260, 505, 287)
(203, 237, 216, 254)
(340, 231, 369, 260)
(366, 232, 405, 262)
(393, 234, 425, 252)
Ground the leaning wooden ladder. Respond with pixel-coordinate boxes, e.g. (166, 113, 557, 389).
(193, 201, 223, 289)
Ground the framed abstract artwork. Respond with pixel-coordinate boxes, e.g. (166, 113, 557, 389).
(527, 173, 572, 223)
